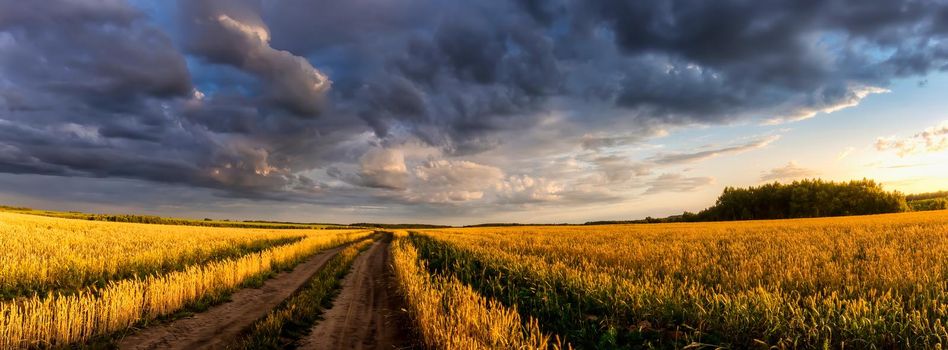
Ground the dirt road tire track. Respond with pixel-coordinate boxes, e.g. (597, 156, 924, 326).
(116, 244, 349, 350)
(296, 237, 413, 350)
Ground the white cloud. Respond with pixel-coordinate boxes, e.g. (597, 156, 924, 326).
(580, 135, 779, 187)
(404, 159, 504, 204)
(837, 146, 856, 161)
(642, 174, 715, 195)
(760, 161, 818, 181)
(648, 135, 780, 165)
(216, 14, 270, 43)
(352, 148, 409, 190)
(495, 175, 564, 204)
(580, 128, 669, 150)
(876, 121, 948, 157)
(764, 85, 889, 124)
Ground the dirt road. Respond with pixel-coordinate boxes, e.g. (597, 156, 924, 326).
(296, 237, 412, 350)
(116, 245, 347, 350)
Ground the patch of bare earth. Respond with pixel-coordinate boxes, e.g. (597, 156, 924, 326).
(296, 237, 413, 350)
(116, 245, 347, 350)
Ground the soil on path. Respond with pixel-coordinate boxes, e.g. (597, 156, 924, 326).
(296, 237, 413, 350)
(116, 245, 348, 350)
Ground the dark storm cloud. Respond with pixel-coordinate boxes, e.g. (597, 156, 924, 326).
(179, 0, 331, 116)
(256, 0, 948, 154)
(1, 0, 948, 208)
(358, 14, 561, 155)
(0, 1, 203, 183)
(588, 1, 942, 100)
(257, 0, 563, 154)
(0, 2, 191, 105)
(0, 0, 362, 200)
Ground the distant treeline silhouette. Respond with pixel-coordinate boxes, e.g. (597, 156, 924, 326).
(348, 223, 452, 229)
(588, 179, 926, 224)
(906, 191, 948, 211)
(5, 180, 945, 229)
(689, 179, 908, 221)
(906, 190, 948, 201)
(909, 198, 948, 211)
(0, 206, 320, 229)
(72, 214, 316, 229)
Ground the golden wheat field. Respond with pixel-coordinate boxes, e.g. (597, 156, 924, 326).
(7, 0, 948, 348)
(5, 210, 948, 349)
(396, 210, 948, 349)
(390, 233, 562, 350)
(0, 212, 312, 298)
(0, 212, 370, 348)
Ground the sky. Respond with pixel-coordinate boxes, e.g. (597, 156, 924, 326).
(1, 0, 948, 225)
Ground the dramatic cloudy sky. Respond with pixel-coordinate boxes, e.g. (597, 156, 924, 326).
(1, 0, 948, 224)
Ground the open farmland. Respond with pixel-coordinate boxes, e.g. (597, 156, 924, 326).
(6, 0, 948, 348)
(4, 209, 948, 349)
(397, 210, 948, 349)
(0, 212, 312, 298)
(0, 212, 371, 348)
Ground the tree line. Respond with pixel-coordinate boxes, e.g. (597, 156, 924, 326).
(596, 178, 926, 224)
(688, 179, 909, 221)
(906, 190, 948, 201)
(0, 206, 318, 229)
(906, 190, 948, 211)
